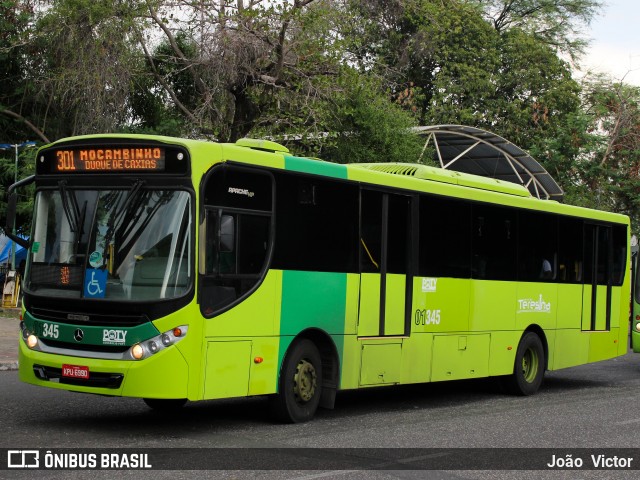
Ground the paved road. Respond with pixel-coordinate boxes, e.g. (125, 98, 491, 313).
(2, 345, 640, 479)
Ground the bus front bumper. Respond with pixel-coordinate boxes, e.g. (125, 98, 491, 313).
(18, 335, 189, 399)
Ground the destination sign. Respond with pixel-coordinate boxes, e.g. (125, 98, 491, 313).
(54, 147, 166, 173)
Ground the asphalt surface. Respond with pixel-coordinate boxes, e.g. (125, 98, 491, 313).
(0, 308, 21, 371)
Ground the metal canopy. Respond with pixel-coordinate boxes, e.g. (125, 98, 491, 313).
(414, 125, 563, 201)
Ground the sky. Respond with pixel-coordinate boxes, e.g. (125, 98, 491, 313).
(579, 0, 640, 85)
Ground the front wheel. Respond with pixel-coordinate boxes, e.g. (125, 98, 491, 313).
(269, 339, 322, 423)
(501, 332, 545, 396)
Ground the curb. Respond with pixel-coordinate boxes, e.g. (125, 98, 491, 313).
(0, 361, 18, 371)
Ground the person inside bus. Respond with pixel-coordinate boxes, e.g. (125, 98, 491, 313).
(540, 258, 554, 280)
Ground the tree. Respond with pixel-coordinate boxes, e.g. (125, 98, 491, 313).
(343, 0, 585, 185)
(30, 0, 148, 137)
(135, 0, 343, 141)
(568, 76, 640, 229)
(0, 0, 48, 142)
(282, 72, 424, 164)
(470, 0, 601, 60)
(0, 146, 37, 236)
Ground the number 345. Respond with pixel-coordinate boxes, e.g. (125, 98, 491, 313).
(414, 309, 441, 325)
(42, 323, 60, 339)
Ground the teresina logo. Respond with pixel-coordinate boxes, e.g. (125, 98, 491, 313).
(518, 295, 551, 313)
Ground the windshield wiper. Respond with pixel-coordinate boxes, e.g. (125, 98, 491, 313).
(58, 180, 81, 234)
(102, 180, 145, 263)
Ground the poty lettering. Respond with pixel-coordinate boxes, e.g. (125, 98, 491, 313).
(103, 329, 127, 345)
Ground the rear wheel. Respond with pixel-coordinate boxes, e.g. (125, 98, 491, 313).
(143, 398, 187, 411)
(270, 339, 322, 423)
(502, 332, 545, 396)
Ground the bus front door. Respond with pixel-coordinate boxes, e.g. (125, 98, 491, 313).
(358, 190, 413, 338)
(582, 223, 612, 331)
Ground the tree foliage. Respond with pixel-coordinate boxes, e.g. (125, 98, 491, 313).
(568, 77, 640, 226)
(2, 0, 640, 232)
(471, 0, 601, 59)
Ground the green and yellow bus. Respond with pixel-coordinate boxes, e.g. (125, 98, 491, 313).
(631, 250, 640, 352)
(6, 134, 630, 422)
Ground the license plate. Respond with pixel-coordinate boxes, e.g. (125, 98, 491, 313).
(62, 364, 90, 380)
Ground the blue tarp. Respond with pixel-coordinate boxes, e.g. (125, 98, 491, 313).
(0, 235, 28, 267)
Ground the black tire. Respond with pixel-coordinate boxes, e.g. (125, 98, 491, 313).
(269, 339, 322, 423)
(502, 332, 545, 396)
(143, 398, 187, 411)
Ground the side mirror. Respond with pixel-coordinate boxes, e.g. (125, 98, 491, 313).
(4, 174, 35, 249)
(5, 191, 29, 249)
(219, 215, 235, 252)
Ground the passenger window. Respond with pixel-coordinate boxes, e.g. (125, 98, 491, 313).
(419, 195, 471, 278)
(518, 211, 558, 282)
(271, 172, 359, 273)
(200, 166, 273, 316)
(558, 217, 583, 283)
(472, 204, 517, 281)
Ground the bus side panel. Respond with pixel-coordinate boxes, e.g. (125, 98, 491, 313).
(551, 330, 589, 370)
(400, 333, 432, 384)
(123, 346, 189, 398)
(201, 270, 282, 399)
(204, 341, 252, 399)
(588, 328, 620, 363)
(487, 330, 520, 376)
(155, 305, 205, 401)
(550, 284, 585, 370)
(407, 277, 471, 385)
(339, 273, 362, 390)
(469, 281, 516, 332)
(277, 269, 348, 380)
(609, 285, 622, 329)
(431, 334, 490, 381)
(556, 284, 583, 329)
(411, 277, 470, 334)
(358, 274, 381, 337)
(515, 283, 557, 331)
(204, 270, 281, 339)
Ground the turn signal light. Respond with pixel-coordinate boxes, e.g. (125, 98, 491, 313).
(129, 325, 189, 361)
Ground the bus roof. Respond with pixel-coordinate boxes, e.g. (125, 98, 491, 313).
(351, 163, 531, 198)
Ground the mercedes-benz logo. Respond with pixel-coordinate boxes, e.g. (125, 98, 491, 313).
(74, 329, 84, 342)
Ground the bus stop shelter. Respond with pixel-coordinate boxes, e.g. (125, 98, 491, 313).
(414, 125, 564, 201)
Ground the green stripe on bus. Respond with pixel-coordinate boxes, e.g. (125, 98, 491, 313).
(278, 270, 348, 368)
(24, 311, 160, 347)
(284, 155, 348, 179)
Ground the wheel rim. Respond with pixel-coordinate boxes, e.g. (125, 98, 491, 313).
(522, 347, 539, 383)
(293, 358, 317, 403)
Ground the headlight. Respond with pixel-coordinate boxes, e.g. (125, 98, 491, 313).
(27, 334, 38, 349)
(21, 322, 39, 349)
(129, 325, 188, 360)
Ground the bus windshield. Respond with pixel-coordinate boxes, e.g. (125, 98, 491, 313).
(26, 187, 192, 301)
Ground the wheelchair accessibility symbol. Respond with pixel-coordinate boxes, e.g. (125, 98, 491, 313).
(84, 268, 107, 298)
